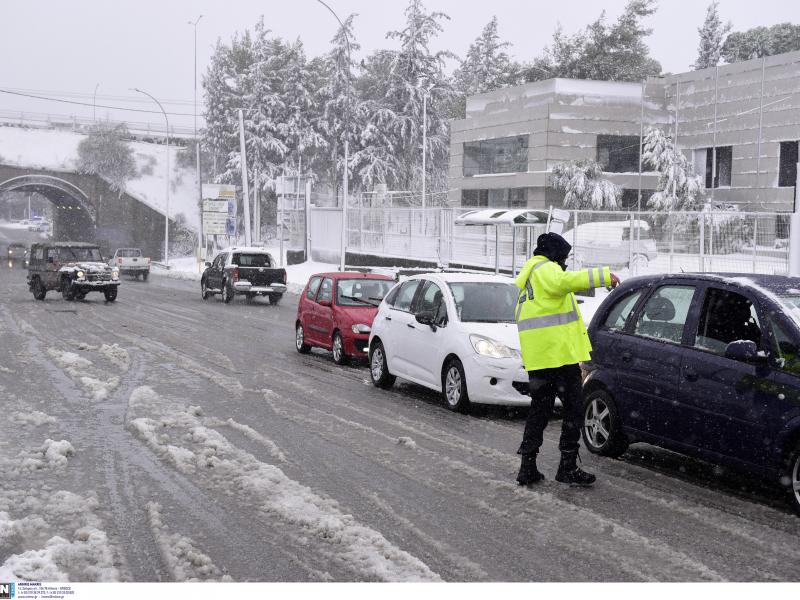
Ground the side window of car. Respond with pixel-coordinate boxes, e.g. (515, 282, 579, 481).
(602, 290, 642, 332)
(383, 283, 401, 307)
(393, 280, 421, 312)
(307, 276, 322, 300)
(47, 248, 58, 262)
(768, 317, 800, 375)
(417, 281, 448, 326)
(318, 278, 333, 303)
(633, 285, 695, 344)
(694, 288, 762, 355)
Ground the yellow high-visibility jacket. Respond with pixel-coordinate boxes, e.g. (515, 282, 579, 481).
(515, 255, 611, 371)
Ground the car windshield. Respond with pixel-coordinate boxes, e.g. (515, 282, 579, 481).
(778, 295, 800, 325)
(336, 279, 393, 306)
(448, 282, 519, 323)
(232, 253, 271, 267)
(58, 247, 102, 262)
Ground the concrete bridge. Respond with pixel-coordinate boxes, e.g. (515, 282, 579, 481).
(0, 164, 171, 259)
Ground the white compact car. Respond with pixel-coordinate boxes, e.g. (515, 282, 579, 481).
(368, 272, 530, 412)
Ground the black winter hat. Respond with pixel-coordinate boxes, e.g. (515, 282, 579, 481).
(533, 232, 572, 262)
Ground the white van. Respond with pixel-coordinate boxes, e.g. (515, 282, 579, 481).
(561, 220, 658, 269)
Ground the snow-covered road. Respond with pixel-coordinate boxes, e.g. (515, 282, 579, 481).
(0, 260, 798, 582)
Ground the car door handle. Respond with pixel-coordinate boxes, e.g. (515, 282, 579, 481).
(385, 315, 392, 321)
(407, 323, 415, 329)
(621, 351, 632, 362)
(684, 369, 699, 382)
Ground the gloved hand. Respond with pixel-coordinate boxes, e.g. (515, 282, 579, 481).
(609, 273, 621, 289)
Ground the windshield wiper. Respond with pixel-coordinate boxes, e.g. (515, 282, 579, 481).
(341, 295, 380, 306)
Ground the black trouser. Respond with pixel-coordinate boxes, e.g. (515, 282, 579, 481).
(517, 363, 583, 457)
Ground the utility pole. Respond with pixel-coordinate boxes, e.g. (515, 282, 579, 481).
(422, 92, 427, 209)
(238, 108, 252, 246)
(189, 15, 204, 265)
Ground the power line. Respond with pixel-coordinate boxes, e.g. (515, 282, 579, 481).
(0, 88, 198, 117)
(0, 86, 196, 106)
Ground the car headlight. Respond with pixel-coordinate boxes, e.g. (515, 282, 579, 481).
(351, 324, 371, 334)
(111, 268, 119, 280)
(76, 270, 85, 280)
(469, 334, 521, 359)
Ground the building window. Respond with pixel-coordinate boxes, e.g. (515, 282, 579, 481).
(779, 141, 798, 187)
(461, 188, 527, 208)
(463, 136, 528, 177)
(596, 135, 640, 173)
(704, 146, 732, 188)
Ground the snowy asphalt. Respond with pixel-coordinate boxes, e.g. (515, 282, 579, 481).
(1, 232, 799, 581)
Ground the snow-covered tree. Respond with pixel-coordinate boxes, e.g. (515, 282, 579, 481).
(524, 0, 662, 82)
(693, 2, 731, 70)
(551, 160, 621, 209)
(721, 23, 800, 63)
(454, 17, 521, 98)
(642, 127, 704, 211)
(77, 121, 137, 195)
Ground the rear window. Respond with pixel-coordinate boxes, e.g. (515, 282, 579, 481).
(232, 253, 271, 267)
(117, 249, 142, 257)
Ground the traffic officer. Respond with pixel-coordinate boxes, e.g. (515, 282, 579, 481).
(515, 232, 619, 486)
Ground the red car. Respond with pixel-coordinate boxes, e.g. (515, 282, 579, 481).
(295, 272, 395, 364)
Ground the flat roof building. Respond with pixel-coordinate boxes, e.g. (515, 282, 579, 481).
(448, 51, 800, 212)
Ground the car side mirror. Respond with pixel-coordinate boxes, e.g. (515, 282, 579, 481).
(724, 340, 765, 364)
(47, 256, 54, 264)
(318, 299, 331, 307)
(204, 262, 212, 268)
(415, 311, 437, 330)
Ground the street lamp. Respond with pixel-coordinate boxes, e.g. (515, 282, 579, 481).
(316, 0, 352, 271)
(132, 87, 170, 265)
(188, 14, 204, 264)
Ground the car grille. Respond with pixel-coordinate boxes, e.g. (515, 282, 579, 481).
(87, 272, 111, 282)
(512, 381, 529, 396)
(353, 339, 369, 353)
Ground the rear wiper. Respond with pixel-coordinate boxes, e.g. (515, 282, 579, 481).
(341, 295, 379, 306)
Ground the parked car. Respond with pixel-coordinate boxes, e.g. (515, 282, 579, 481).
(295, 272, 395, 364)
(110, 248, 151, 280)
(562, 220, 658, 269)
(27, 241, 120, 302)
(27, 218, 50, 233)
(201, 247, 287, 304)
(7, 243, 27, 268)
(582, 273, 800, 514)
(368, 272, 530, 412)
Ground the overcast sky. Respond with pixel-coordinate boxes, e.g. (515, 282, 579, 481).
(1, 0, 798, 133)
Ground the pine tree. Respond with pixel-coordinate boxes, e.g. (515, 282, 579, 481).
(721, 23, 800, 63)
(693, 2, 731, 70)
(642, 127, 704, 211)
(454, 16, 520, 97)
(551, 160, 621, 209)
(77, 121, 137, 195)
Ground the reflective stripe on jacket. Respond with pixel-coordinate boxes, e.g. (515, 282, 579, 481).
(515, 256, 611, 371)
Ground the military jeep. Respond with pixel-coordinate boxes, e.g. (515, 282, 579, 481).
(27, 242, 120, 302)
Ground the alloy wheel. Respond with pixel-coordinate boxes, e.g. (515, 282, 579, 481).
(584, 397, 611, 450)
(296, 325, 305, 350)
(445, 366, 462, 408)
(793, 454, 800, 508)
(333, 334, 343, 363)
(371, 348, 384, 381)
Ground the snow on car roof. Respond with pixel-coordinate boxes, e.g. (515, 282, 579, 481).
(220, 246, 274, 254)
(407, 271, 515, 284)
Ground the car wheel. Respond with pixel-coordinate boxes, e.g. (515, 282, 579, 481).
(295, 322, 311, 354)
(442, 358, 470, 413)
(245, 293, 255, 304)
(332, 331, 348, 365)
(784, 442, 800, 516)
(268, 293, 282, 306)
(201, 278, 210, 300)
(61, 278, 75, 301)
(582, 389, 628, 457)
(104, 288, 117, 302)
(32, 278, 46, 301)
(369, 340, 396, 389)
(141, 272, 149, 282)
(222, 280, 233, 304)
(75, 291, 86, 301)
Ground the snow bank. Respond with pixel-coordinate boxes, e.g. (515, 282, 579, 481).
(0, 491, 120, 582)
(11, 411, 57, 427)
(97, 344, 130, 372)
(146, 502, 231, 582)
(127, 386, 440, 582)
(46, 347, 120, 401)
(13, 439, 75, 473)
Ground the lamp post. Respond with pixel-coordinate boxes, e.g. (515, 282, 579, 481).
(188, 14, 204, 264)
(316, 0, 352, 271)
(132, 87, 170, 265)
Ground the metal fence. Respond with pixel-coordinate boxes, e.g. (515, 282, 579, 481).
(284, 206, 791, 276)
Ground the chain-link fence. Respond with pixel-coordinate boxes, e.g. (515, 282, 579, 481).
(285, 205, 791, 276)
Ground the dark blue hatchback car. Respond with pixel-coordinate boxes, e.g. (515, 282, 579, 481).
(582, 273, 800, 514)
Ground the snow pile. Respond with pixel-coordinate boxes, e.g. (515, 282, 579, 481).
(127, 386, 440, 582)
(0, 364, 14, 374)
(11, 411, 57, 427)
(220, 418, 287, 463)
(0, 491, 120, 582)
(97, 344, 130, 372)
(12, 439, 75, 473)
(396, 437, 417, 449)
(146, 502, 231, 582)
(46, 348, 120, 402)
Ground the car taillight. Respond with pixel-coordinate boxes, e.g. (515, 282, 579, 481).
(283, 271, 287, 284)
(117, 258, 122, 264)
(233, 267, 239, 282)
(147, 257, 151, 265)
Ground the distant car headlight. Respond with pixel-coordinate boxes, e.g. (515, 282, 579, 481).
(352, 324, 371, 334)
(111, 268, 119, 280)
(76, 270, 85, 280)
(469, 334, 521, 359)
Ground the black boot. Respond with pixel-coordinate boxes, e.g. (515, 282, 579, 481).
(516, 454, 545, 486)
(555, 451, 595, 486)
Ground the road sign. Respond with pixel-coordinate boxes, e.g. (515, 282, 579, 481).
(202, 184, 236, 200)
(203, 199, 229, 213)
(202, 212, 229, 235)
(202, 184, 237, 238)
